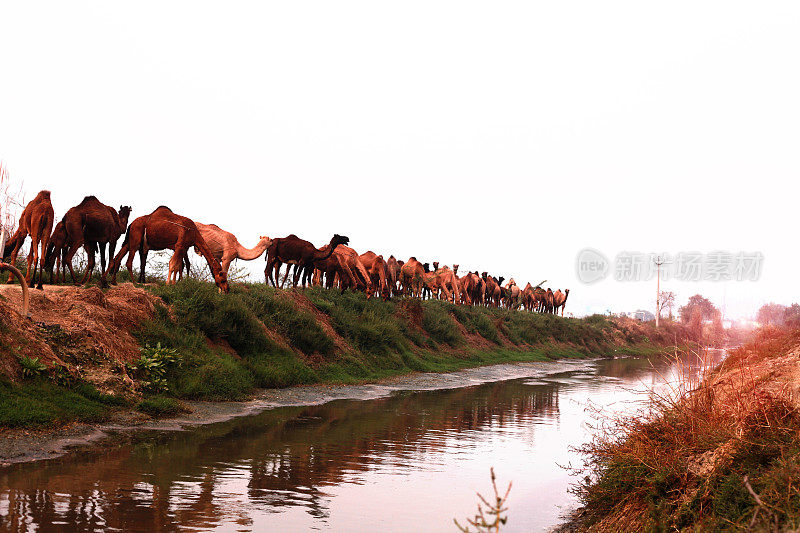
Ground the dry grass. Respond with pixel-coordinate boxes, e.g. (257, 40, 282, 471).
(574, 329, 800, 531)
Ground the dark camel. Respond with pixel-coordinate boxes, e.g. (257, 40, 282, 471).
(110, 206, 229, 292)
(265, 234, 349, 288)
(59, 196, 130, 288)
(3, 190, 54, 289)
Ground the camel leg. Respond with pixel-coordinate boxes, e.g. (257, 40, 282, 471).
(82, 243, 96, 285)
(5, 230, 27, 284)
(62, 239, 85, 286)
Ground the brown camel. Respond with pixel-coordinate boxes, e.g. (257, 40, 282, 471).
(359, 251, 390, 299)
(424, 265, 461, 303)
(503, 278, 521, 309)
(43, 221, 73, 284)
(60, 196, 130, 288)
(552, 289, 570, 316)
(194, 223, 271, 276)
(386, 255, 402, 296)
(481, 273, 505, 308)
(110, 206, 229, 292)
(3, 190, 54, 289)
(266, 234, 349, 288)
(322, 245, 372, 295)
(401, 257, 428, 298)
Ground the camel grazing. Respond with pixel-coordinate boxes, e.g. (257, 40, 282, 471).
(59, 196, 130, 288)
(194, 223, 271, 276)
(43, 221, 73, 284)
(3, 190, 54, 289)
(110, 206, 229, 292)
(481, 273, 505, 308)
(266, 234, 349, 288)
(323, 246, 372, 295)
(552, 289, 570, 316)
(425, 265, 461, 303)
(359, 251, 390, 299)
(401, 257, 428, 298)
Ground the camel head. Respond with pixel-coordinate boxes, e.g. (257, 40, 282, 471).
(481, 272, 488, 280)
(332, 234, 350, 248)
(433, 261, 439, 271)
(422, 262, 430, 273)
(453, 264, 459, 275)
(119, 206, 132, 226)
(212, 260, 229, 293)
(397, 260, 404, 268)
(259, 235, 273, 247)
(498, 276, 505, 285)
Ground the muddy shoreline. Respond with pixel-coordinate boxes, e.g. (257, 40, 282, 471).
(0, 359, 594, 467)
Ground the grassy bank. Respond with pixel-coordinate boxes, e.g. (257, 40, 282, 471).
(572, 327, 800, 531)
(1, 279, 690, 428)
(133, 280, 688, 401)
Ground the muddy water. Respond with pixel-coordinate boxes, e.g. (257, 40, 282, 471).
(0, 352, 721, 532)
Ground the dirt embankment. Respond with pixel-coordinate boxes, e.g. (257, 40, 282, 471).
(0, 284, 158, 392)
(568, 328, 800, 531)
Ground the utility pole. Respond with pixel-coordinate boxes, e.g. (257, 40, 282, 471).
(654, 255, 663, 328)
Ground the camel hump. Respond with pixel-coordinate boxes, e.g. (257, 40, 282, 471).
(154, 205, 173, 212)
(37, 190, 52, 199)
(79, 195, 99, 204)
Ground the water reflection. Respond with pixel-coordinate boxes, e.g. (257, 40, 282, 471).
(0, 352, 722, 532)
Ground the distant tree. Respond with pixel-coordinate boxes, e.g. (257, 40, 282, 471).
(784, 304, 800, 328)
(689, 307, 704, 340)
(679, 294, 717, 323)
(710, 309, 726, 347)
(757, 303, 788, 326)
(658, 291, 676, 320)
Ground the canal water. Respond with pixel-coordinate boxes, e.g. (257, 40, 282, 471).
(0, 352, 720, 532)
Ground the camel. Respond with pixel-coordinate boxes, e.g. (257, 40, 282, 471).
(359, 251, 390, 299)
(193, 223, 271, 276)
(110, 206, 229, 292)
(266, 234, 349, 288)
(386, 255, 402, 297)
(424, 265, 461, 303)
(59, 196, 130, 288)
(43, 221, 74, 284)
(2, 190, 54, 289)
(552, 289, 570, 316)
(503, 278, 521, 309)
(401, 257, 428, 298)
(481, 273, 505, 308)
(316, 245, 372, 295)
(543, 288, 555, 314)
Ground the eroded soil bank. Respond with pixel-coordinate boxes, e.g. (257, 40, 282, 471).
(564, 328, 800, 531)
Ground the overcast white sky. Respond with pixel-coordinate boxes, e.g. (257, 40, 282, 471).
(1, 2, 798, 318)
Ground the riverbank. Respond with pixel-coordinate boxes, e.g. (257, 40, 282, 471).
(566, 327, 800, 531)
(0, 280, 691, 432)
(0, 359, 596, 466)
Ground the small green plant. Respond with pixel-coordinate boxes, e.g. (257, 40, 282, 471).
(455, 468, 512, 533)
(51, 364, 74, 387)
(128, 342, 181, 393)
(18, 355, 48, 380)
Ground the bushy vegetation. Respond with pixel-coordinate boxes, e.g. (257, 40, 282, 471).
(574, 329, 800, 531)
(128, 281, 683, 402)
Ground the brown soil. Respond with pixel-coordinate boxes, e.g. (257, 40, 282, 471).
(0, 283, 158, 392)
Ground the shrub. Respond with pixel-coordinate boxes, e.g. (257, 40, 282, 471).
(421, 301, 462, 347)
(18, 355, 48, 380)
(128, 342, 181, 393)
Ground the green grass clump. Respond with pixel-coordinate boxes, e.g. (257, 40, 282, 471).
(136, 396, 189, 418)
(421, 301, 463, 347)
(451, 305, 500, 343)
(0, 378, 126, 428)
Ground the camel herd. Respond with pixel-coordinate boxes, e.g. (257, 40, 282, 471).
(2, 192, 570, 315)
